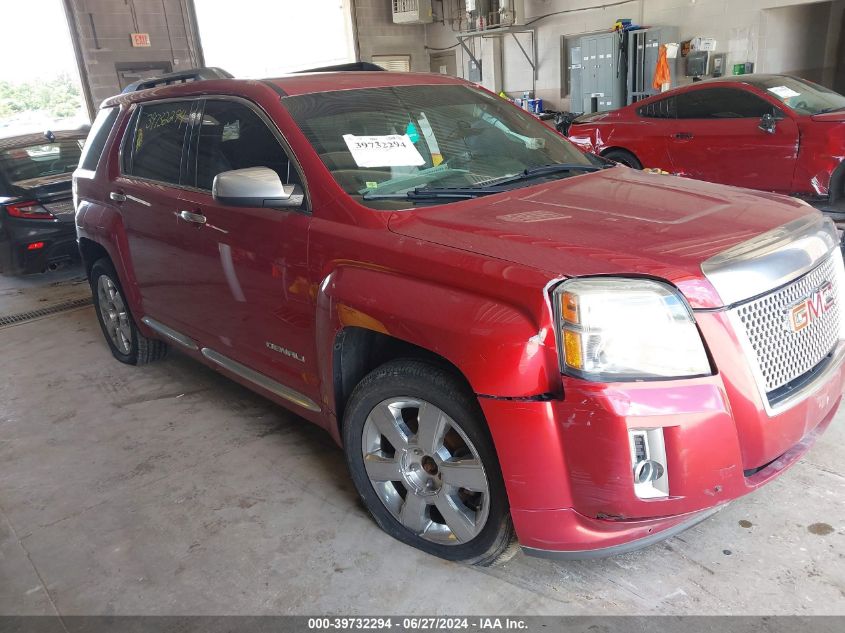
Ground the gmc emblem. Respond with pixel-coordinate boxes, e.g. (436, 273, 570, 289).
(785, 281, 835, 333)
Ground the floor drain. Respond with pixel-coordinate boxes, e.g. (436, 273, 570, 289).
(0, 297, 92, 328)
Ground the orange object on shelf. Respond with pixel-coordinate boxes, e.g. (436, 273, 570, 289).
(652, 44, 671, 90)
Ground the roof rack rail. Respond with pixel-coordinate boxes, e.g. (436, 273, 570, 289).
(295, 62, 386, 73)
(121, 67, 233, 94)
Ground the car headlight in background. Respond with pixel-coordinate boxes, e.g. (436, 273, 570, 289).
(553, 277, 711, 380)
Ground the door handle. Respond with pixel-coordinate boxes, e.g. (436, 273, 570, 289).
(672, 132, 694, 140)
(109, 191, 126, 202)
(178, 210, 206, 225)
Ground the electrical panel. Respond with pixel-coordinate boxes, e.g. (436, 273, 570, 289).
(626, 26, 680, 104)
(568, 44, 583, 113)
(392, 0, 433, 25)
(465, 1, 525, 29)
(569, 32, 625, 113)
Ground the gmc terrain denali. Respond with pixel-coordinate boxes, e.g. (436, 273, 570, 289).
(74, 67, 845, 565)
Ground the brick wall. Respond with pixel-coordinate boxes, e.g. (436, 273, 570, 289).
(64, 0, 203, 112)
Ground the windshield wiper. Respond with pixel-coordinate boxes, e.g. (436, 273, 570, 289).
(363, 187, 507, 201)
(361, 163, 608, 202)
(482, 162, 606, 188)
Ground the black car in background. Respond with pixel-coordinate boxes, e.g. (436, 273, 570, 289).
(0, 130, 87, 275)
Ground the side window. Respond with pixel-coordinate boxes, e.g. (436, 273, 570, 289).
(123, 101, 192, 184)
(79, 107, 119, 171)
(677, 88, 775, 119)
(193, 100, 301, 192)
(637, 96, 676, 119)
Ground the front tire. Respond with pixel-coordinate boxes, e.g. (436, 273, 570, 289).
(90, 258, 167, 365)
(343, 359, 515, 565)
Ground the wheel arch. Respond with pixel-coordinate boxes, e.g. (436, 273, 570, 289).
(599, 145, 640, 160)
(827, 158, 845, 204)
(78, 237, 110, 279)
(315, 266, 560, 437)
(331, 326, 473, 429)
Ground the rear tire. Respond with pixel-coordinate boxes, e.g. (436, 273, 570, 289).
(343, 359, 515, 566)
(90, 258, 167, 365)
(603, 149, 642, 170)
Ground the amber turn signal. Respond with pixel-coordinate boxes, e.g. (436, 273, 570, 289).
(563, 329, 583, 370)
(561, 291, 579, 324)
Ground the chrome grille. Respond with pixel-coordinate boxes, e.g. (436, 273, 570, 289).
(733, 253, 843, 396)
(42, 199, 75, 216)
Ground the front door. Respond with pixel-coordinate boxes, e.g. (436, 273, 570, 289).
(667, 86, 799, 192)
(175, 98, 318, 403)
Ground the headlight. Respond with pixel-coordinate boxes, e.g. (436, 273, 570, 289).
(553, 277, 711, 380)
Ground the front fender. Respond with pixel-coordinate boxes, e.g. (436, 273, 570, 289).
(315, 265, 561, 410)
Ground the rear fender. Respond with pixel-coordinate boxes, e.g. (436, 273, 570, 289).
(77, 202, 144, 325)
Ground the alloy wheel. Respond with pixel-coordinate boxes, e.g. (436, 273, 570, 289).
(97, 275, 132, 355)
(361, 398, 491, 545)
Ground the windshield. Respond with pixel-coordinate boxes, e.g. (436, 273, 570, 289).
(753, 76, 845, 115)
(0, 139, 83, 186)
(283, 84, 596, 209)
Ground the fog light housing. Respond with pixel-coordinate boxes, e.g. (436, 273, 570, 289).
(629, 429, 669, 499)
(633, 459, 665, 484)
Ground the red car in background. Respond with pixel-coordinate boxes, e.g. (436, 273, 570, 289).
(568, 74, 845, 221)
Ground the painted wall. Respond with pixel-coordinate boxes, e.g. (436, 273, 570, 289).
(64, 0, 203, 112)
(424, 0, 845, 110)
(760, 2, 842, 85)
(352, 0, 430, 72)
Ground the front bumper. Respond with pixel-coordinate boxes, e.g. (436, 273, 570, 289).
(480, 336, 844, 558)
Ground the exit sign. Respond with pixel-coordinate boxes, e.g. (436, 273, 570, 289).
(130, 33, 151, 47)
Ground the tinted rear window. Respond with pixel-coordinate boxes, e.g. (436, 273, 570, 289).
(79, 107, 118, 171)
(676, 88, 775, 119)
(0, 138, 84, 186)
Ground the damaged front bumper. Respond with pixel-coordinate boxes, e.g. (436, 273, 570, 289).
(479, 347, 843, 558)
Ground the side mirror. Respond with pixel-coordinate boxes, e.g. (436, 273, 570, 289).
(212, 166, 304, 209)
(759, 113, 777, 134)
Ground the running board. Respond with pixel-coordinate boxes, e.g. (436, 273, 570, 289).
(201, 347, 321, 413)
(141, 316, 198, 350)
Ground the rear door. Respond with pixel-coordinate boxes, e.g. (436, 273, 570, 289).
(667, 86, 799, 192)
(175, 97, 317, 403)
(113, 99, 197, 330)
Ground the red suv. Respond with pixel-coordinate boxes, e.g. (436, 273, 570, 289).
(74, 67, 845, 565)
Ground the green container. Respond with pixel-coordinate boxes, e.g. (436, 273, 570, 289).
(733, 62, 755, 75)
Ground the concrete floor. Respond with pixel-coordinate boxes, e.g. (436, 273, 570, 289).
(1, 265, 844, 616)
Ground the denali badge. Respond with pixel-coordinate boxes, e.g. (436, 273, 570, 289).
(785, 281, 835, 333)
(266, 341, 305, 363)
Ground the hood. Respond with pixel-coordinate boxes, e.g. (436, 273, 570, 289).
(811, 111, 845, 122)
(388, 168, 818, 309)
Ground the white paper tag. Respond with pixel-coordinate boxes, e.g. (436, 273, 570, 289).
(342, 134, 425, 168)
(768, 86, 801, 99)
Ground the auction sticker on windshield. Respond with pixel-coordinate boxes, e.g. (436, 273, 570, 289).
(343, 134, 425, 168)
(768, 85, 801, 99)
